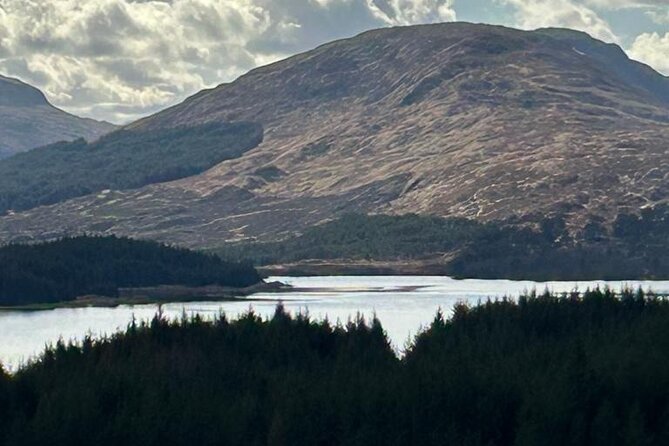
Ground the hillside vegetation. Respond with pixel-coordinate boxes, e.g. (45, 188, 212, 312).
(218, 211, 669, 280)
(0, 236, 260, 306)
(2, 289, 669, 445)
(0, 121, 263, 213)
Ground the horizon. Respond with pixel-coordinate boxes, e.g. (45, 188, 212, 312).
(0, 0, 667, 125)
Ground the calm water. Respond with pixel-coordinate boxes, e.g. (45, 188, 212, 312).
(2, 275, 669, 371)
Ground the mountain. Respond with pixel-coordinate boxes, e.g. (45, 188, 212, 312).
(0, 23, 668, 248)
(0, 75, 116, 157)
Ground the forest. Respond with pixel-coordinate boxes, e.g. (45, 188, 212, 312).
(0, 121, 263, 214)
(217, 209, 669, 280)
(1, 288, 668, 445)
(0, 235, 260, 306)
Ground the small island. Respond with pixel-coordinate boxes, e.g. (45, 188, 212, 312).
(0, 235, 265, 310)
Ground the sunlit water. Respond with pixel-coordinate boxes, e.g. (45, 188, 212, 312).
(2, 275, 669, 371)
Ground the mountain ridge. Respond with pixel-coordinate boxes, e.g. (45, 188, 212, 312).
(0, 74, 116, 157)
(132, 23, 669, 130)
(0, 22, 668, 247)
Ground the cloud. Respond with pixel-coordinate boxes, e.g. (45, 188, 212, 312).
(0, 0, 456, 123)
(1, 0, 665, 123)
(501, 0, 669, 76)
(585, 0, 669, 7)
(371, 0, 456, 24)
(502, 0, 619, 42)
(628, 32, 669, 75)
(647, 8, 669, 24)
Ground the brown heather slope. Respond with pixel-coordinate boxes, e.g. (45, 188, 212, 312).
(0, 75, 116, 157)
(1, 23, 668, 247)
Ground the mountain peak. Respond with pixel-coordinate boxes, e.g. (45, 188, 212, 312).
(0, 74, 49, 107)
(135, 22, 669, 132)
(0, 74, 116, 157)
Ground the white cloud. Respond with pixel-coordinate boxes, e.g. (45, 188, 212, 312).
(0, 0, 456, 123)
(371, 0, 456, 24)
(628, 32, 669, 75)
(585, 0, 669, 7)
(502, 0, 619, 43)
(647, 8, 669, 24)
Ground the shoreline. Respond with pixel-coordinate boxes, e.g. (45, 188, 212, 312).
(258, 259, 669, 282)
(257, 259, 454, 277)
(3, 268, 668, 312)
(0, 283, 436, 312)
(0, 281, 288, 312)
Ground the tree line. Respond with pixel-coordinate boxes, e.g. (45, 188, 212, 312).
(2, 288, 669, 445)
(216, 210, 669, 280)
(0, 235, 260, 306)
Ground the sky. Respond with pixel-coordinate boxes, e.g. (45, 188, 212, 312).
(0, 0, 667, 124)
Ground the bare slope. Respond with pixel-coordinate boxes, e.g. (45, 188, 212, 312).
(0, 75, 116, 157)
(1, 23, 668, 247)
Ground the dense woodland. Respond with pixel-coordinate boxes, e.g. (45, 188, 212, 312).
(0, 121, 263, 213)
(219, 213, 492, 262)
(0, 236, 260, 306)
(2, 289, 669, 445)
(218, 210, 669, 280)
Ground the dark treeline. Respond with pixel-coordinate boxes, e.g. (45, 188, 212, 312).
(0, 121, 263, 214)
(3, 288, 669, 445)
(0, 236, 260, 306)
(219, 213, 494, 262)
(217, 210, 669, 280)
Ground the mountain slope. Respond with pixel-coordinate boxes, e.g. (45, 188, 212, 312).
(0, 75, 116, 157)
(0, 122, 263, 213)
(0, 23, 668, 247)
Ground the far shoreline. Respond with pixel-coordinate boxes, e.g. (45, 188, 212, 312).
(3, 269, 668, 312)
(0, 281, 287, 312)
(258, 259, 669, 283)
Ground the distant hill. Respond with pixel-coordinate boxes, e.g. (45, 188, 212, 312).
(0, 23, 668, 249)
(0, 236, 261, 306)
(0, 75, 116, 158)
